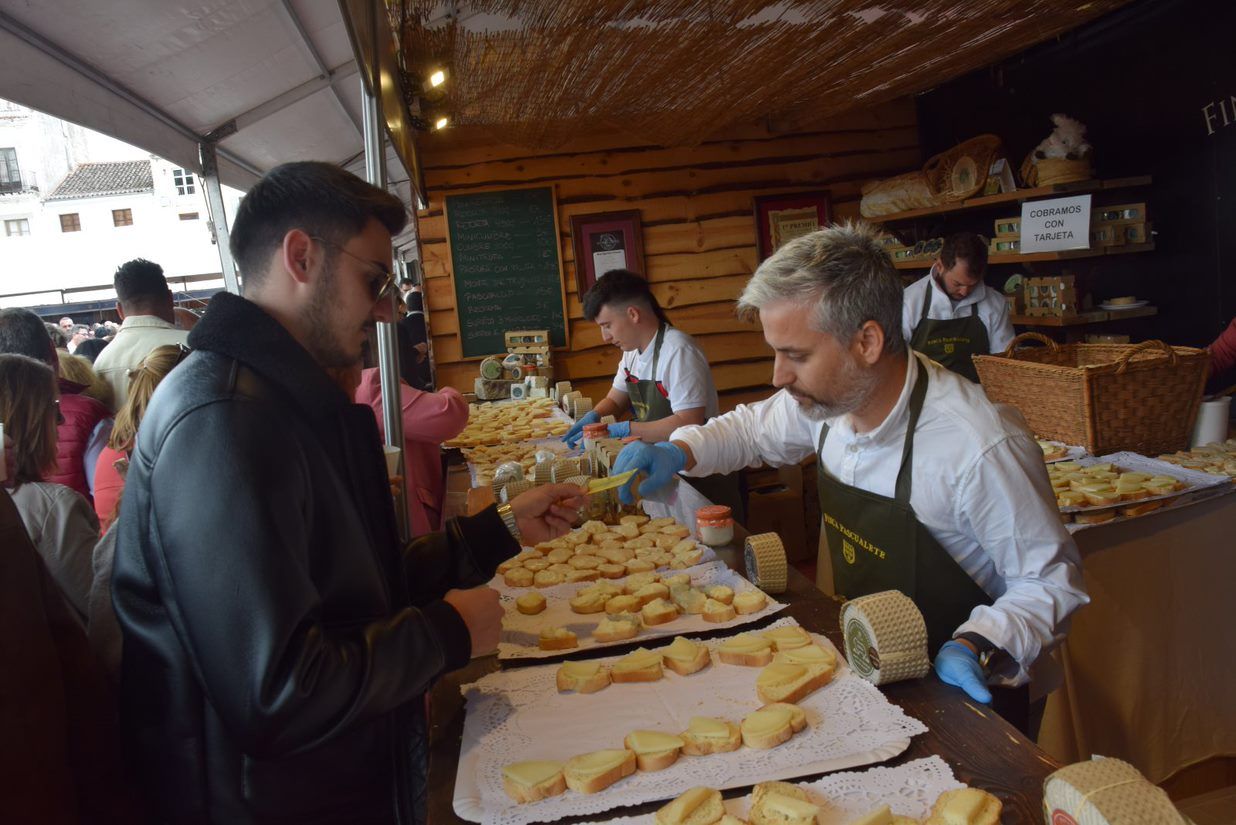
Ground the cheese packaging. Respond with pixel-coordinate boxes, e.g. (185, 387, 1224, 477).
(1042, 757, 1186, 825)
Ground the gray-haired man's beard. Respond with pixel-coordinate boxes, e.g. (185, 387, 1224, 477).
(788, 359, 879, 422)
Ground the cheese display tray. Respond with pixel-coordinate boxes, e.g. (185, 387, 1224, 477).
(497, 561, 783, 660)
(465, 438, 578, 488)
(1051, 452, 1227, 514)
(454, 620, 927, 825)
(596, 756, 964, 825)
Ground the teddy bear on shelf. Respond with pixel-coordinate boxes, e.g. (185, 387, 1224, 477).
(1033, 113, 1093, 161)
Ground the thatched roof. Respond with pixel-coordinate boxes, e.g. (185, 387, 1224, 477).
(395, 0, 1129, 150)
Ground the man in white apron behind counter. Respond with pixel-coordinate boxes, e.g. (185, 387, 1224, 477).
(612, 223, 1087, 734)
(901, 232, 1014, 383)
(563, 269, 744, 519)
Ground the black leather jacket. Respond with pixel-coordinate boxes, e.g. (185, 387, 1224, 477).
(112, 293, 515, 824)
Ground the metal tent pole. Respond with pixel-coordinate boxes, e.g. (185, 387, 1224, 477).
(362, 0, 409, 542)
(199, 142, 241, 294)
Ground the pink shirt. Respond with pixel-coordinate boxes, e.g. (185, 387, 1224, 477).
(1209, 317, 1236, 378)
(354, 369, 469, 537)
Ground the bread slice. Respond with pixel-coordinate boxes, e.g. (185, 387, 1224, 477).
(624, 571, 661, 594)
(533, 569, 564, 587)
(672, 548, 705, 568)
(539, 626, 578, 651)
(504, 567, 534, 587)
(641, 597, 680, 626)
(706, 585, 734, 605)
(563, 749, 637, 794)
(762, 626, 813, 651)
(570, 590, 609, 614)
(749, 781, 818, 825)
(660, 525, 691, 538)
(570, 554, 603, 570)
(1074, 508, 1117, 525)
(718, 816, 749, 825)
(923, 787, 1002, 825)
(702, 598, 736, 623)
(546, 547, 575, 564)
(515, 591, 547, 615)
(623, 729, 686, 771)
(844, 804, 918, 825)
(670, 584, 708, 615)
(740, 705, 797, 749)
(1120, 499, 1164, 517)
(611, 647, 664, 682)
(733, 591, 768, 615)
(565, 569, 601, 583)
(758, 702, 806, 732)
(662, 636, 711, 676)
(556, 659, 611, 693)
(756, 659, 836, 704)
(680, 716, 742, 755)
(625, 558, 657, 574)
(655, 786, 725, 825)
(620, 514, 650, 526)
(598, 563, 627, 579)
(523, 559, 550, 573)
(717, 633, 774, 666)
(502, 760, 566, 803)
(595, 614, 641, 643)
(605, 594, 642, 614)
(772, 643, 837, 669)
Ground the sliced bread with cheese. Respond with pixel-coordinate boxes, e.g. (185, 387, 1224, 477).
(556, 660, 611, 693)
(623, 729, 686, 771)
(570, 590, 609, 614)
(844, 804, 919, 825)
(923, 787, 1002, 825)
(662, 636, 711, 676)
(670, 584, 709, 615)
(749, 781, 819, 825)
(740, 705, 798, 749)
(539, 626, 578, 651)
(655, 786, 726, 825)
(705, 585, 734, 605)
(611, 647, 664, 683)
(594, 614, 641, 643)
(680, 716, 742, 755)
(502, 759, 566, 803)
(702, 598, 736, 623)
(563, 749, 637, 794)
(762, 626, 813, 651)
(717, 633, 773, 666)
(515, 591, 547, 615)
(755, 660, 836, 704)
(641, 597, 680, 626)
(733, 590, 768, 615)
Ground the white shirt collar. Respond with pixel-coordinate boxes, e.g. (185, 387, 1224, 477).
(118, 314, 176, 330)
(929, 265, 986, 311)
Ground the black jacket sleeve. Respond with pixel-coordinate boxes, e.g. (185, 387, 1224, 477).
(400, 505, 520, 605)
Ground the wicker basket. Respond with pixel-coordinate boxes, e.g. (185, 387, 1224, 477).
(923, 134, 1002, 202)
(1020, 153, 1093, 187)
(972, 333, 1211, 456)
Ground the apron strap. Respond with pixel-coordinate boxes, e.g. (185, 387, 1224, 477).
(919, 273, 935, 325)
(893, 362, 929, 504)
(970, 302, 979, 318)
(648, 323, 667, 383)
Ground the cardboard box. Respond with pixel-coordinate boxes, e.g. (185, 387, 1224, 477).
(1025, 275, 1079, 318)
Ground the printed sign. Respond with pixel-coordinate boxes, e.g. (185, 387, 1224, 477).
(1020, 194, 1092, 253)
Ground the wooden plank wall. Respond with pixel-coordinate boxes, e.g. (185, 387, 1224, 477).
(416, 98, 919, 412)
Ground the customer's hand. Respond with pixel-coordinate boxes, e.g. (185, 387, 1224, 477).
(444, 586, 503, 657)
(562, 410, 600, 448)
(934, 640, 992, 703)
(611, 441, 687, 505)
(510, 483, 588, 544)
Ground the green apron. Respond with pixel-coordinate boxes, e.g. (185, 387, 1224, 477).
(626, 325, 745, 521)
(908, 276, 989, 383)
(817, 365, 991, 654)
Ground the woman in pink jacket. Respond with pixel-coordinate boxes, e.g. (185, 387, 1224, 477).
(353, 368, 469, 537)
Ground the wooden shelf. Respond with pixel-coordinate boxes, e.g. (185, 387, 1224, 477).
(893, 241, 1155, 270)
(1010, 306, 1158, 327)
(870, 175, 1152, 224)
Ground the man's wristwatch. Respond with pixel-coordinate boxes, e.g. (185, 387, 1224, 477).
(496, 503, 523, 545)
(953, 632, 1006, 676)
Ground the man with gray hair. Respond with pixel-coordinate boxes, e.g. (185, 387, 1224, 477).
(613, 222, 1087, 733)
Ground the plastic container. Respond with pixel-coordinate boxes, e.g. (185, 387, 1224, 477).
(696, 505, 734, 546)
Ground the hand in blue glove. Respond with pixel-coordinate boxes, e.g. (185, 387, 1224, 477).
(611, 441, 687, 505)
(933, 640, 993, 704)
(562, 410, 600, 448)
(607, 420, 631, 439)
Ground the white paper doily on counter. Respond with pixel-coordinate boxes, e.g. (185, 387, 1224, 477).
(455, 618, 928, 824)
(597, 756, 964, 824)
(497, 561, 784, 660)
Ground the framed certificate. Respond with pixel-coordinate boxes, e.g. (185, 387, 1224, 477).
(753, 191, 832, 260)
(570, 210, 646, 295)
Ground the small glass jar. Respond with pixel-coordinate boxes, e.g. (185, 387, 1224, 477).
(696, 505, 734, 546)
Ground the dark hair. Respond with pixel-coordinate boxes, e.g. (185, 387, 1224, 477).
(940, 232, 988, 277)
(229, 161, 408, 288)
(582, 269, 668, 324)
(114, 258, 169, 305)
(45, 322, 68, 349)
(0, 308, 54, 364)
(73, 337, 109, 363)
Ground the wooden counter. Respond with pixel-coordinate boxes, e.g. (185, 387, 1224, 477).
(425, 515, 1060, 823)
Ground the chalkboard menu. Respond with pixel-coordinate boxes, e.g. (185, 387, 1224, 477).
(445, 186, 568, 358)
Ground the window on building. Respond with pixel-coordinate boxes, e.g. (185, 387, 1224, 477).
(178, 212, 200, 221)
(112, 208, 133, 227)
(4, 218, 31, 237)
(60, 213, 81, 232)
(172, 168, 196, 196)
(0, 147, 20, 194)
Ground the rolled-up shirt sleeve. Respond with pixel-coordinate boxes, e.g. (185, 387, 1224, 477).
(953, 432, 1089, 684)
(670, 389, 818, 476)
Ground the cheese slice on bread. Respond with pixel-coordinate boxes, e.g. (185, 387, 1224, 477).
(563, 749, 637, 794)
(556, 659, 612, 694)
(756, 659, 836, 704)
(623, 729, 686, 771)
(655, 786, 725, 825)
(612, 646, 664, 682)
(502, 760, 566, 803)
(680, 715, 742, 755)
(718, 632, 774, 666)
(662, 635, 711, 675)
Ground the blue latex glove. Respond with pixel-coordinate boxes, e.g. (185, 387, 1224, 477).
(607, 420, 631, 439)
(611, 441, 687, 505)
(562, 410, 600, 447)
(934, 641, 993, 704)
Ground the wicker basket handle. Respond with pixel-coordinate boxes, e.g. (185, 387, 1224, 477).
(1002, 331, 1059, 357)
(1114, 339, 1177, 374)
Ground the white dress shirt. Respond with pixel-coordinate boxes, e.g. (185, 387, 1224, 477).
(671, 352, 1088, 686)
(611, 326, 719, 418)
(92, 315, 188, 412)
(902, 268, 1016, 354)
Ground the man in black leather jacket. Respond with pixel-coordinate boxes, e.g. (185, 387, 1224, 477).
(111, 161, 584, 824)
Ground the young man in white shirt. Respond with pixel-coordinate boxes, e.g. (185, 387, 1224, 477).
(614, 223, 1087, 733)
(92, 258, 188, 411)
(901, 232, 1015, 382)
(564, 269, 742, 517)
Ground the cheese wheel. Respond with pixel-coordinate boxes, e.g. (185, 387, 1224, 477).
(744, 532, 788, 594)
(840, 590, 930, 685)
